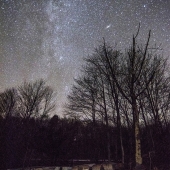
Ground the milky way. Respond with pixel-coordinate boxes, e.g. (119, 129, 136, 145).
(0, 0, 170, 115)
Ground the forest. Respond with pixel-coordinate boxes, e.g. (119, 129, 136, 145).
(1, 30, 170, 170)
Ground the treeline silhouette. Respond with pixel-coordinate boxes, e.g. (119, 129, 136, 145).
(0, 115, 170, 169)
(65, 29, 170, 170)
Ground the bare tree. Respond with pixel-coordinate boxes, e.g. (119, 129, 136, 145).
(65, 26, 169, 167)
(145, 60, 170, 128)
(17, 79, 55, 120)
(84, 46, 126, 163)
(101, 29, 165, 166)
(16, 79, 55, 168)
(0, 88, 17, 120)
(65, 67, 104, 161)
(85, 29, 166, 166)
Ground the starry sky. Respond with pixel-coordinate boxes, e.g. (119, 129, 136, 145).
(0, 0, 170, 115)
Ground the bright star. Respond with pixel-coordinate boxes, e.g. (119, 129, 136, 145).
(105, 24, 111, 29)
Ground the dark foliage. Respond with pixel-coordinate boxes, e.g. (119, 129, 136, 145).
(0, 115, 170, 169)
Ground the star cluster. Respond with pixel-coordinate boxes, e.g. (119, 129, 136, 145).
(0, 0, 170, 114)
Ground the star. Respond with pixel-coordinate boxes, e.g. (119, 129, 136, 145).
(105, 24, 111, 29)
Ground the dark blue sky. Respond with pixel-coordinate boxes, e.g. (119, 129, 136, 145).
(0, 0, 170, 115)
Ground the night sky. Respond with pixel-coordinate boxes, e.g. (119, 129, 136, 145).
(0, 0, 170, 115)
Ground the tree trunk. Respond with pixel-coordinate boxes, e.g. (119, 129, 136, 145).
(120, 124, 125, 164)
(133, 100, 142, 165)
(107, 130, 111, 162)
(116, 99, 125, 164)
